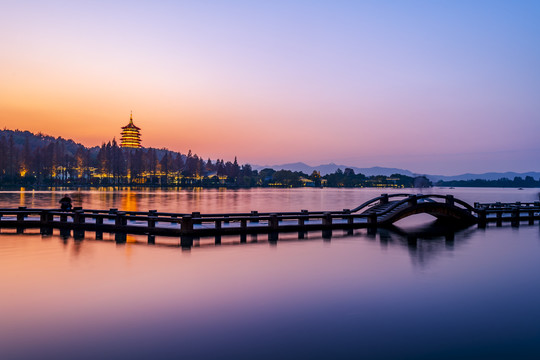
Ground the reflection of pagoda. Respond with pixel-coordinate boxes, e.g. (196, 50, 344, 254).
(120, 112, 142, 148)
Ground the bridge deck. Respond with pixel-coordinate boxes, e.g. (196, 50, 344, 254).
(0, 195, 539, 239)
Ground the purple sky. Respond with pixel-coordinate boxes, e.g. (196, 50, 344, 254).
(0, 0, 539, 175)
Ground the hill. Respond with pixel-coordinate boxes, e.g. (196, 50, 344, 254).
(253, 162, 415, 177)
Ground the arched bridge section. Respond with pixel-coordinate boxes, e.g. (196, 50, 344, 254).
(350, 194, 478, 226)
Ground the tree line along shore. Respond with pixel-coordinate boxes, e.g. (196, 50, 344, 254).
(2, 129, 536, 189)
(0, 129, 432, 188)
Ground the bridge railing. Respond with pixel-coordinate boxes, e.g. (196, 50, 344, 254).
(0, 207, 375, 235)
(0, 194, 478, 228)
(350, 193, 412, 213)
(414, 194, 476, 213)
(362, 195, 422, 218)
(474, 202, 540, 210)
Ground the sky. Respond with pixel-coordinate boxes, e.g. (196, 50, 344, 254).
(0, 0, 539, 175)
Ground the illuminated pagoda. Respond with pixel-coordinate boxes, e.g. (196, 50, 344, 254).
(120, 112, 142, 148)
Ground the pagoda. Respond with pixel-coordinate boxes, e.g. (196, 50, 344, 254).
(120, 112, 142, 148)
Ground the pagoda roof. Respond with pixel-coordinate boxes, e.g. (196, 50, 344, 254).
(122, 122, 141, 130)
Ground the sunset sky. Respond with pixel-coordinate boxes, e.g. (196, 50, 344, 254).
(1, 1, 539, 175)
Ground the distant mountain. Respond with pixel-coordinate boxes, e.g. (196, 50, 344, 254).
(428, 172, 540, 182)
(252, 162, 540, 181)
(252, 162, 415, 177)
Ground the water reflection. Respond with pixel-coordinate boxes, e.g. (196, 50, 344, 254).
(2, 218, 540, 359)
(14, 217, 529, 271)
(377, 220, 476, 268)
(2, 187, 539, 215)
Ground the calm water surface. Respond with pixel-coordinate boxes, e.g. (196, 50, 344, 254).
(1, 188, 540, 359)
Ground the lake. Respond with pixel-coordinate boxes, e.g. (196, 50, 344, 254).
(1, 187, 540, 359)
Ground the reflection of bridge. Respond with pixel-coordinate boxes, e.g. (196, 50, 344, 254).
(0, 194, 539, 248)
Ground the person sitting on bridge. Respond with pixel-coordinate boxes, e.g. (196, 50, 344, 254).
(59, 194, 72, 211)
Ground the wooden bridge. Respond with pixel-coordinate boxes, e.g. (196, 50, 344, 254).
(0, 194, 539, 247)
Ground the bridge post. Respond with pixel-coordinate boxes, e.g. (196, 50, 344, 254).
(341, 208, 350, 227)
(529, 211, 534, 225)
(148, 210, 157, 228)
(74, 209, 85, 225)
(148, 215, 156, 230)
(115, 212, 127, 228)
(40, 210, 53, 235)
(380, 194, 389, 205)
(511, 208, 520, 227)
(322, 229, 332, 240)
(40, 210, 49, 225)
(268, 232, 278, 243)
(322, 212, 332, 227)
(60, 227, 70, 238)
(115, 232, 126, 243)
(240, 218, 248, 243)
(74, 230, 85, 240)
(446, 195, 454, 206)
(408, 195, 417, 206)
(477, 209, 487, 228)
(269, 214, 279, 231)
(181, 215, 194, 235)
(180, 235, 193, 249)
(192, 212, 201, 225)
(95, 216, 104, 239)
(496, 211, 502, 227)
(16, 208, 26, 234)
(300, 210, 308, 227)
(250, 211, 259, 223)
(73, 210, 85, 239)
(214, 220, 222, 244)
(322, 213, 333, 240)
(16, 207, 26, 225)
(367, 213, 377, 227)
